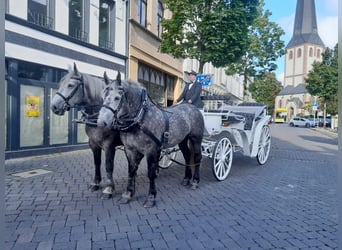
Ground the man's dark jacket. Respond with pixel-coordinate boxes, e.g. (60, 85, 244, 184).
(177, 81, 203, 108)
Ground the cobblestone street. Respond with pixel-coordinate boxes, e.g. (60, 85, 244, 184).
(5, 124, 338, 249)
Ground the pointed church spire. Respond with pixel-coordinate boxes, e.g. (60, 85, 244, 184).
(287, 0, 324, 48)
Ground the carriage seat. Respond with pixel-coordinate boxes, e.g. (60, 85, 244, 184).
(232, 112, 255, 130)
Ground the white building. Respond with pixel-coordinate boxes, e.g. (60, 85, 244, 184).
(5, 0, 128, 158)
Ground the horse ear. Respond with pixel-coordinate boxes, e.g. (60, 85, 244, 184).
(73, 62, 79, 75)
(103, 71, 110, 85)
(116, 72, 121, 85)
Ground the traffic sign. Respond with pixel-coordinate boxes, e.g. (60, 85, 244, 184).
(196, 74, 212, 86)
(313, 101, 318, 107)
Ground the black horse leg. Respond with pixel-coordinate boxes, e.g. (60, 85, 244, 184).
(190, 138, 202, 190)
(144, 154, 159, 208)
(179, 139, 192, 186)
(102, 148, 115, 199)
(120, 150, 143, 204)
(90, 145, 102, 191)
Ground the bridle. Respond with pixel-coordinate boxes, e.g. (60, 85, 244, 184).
(102, 88, 148, 131)
(56, 74, 85, 111)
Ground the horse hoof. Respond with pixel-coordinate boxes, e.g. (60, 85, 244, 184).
(120, 191, 132, 204)
(89, 184, 100, 192)
(181, 178, 190, 186)
(143, 195, 156, 208)
(190, 180, 199, 190)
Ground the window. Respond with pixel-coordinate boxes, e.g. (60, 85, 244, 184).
(99, 0, 115, 50)
(69, 0, 89, 42)
(309, 48, 313, 57)
(157, 1, 164, 37)
(297, 48, 302, 58)
(138, 0, 147, 27)
(289, 51, 293, 60)
(27, 0, 54, 29)
(317, 49, 321, 58)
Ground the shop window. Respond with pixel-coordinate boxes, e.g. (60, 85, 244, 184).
(27, 0, 54, 29)
(138, 0, 147, 27)
(138, 63, 166, 105)
(18, 61, 49, 81)
(69, 0, 89, 42)
(157, 1, 164, 37)
(20, 85, 45, 147)
(99, 0, 115, 50)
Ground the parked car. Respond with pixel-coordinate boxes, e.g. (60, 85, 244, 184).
(318, 118, 331, 128)
(289, 117, 313, 128)
(307, 118, 319, 127)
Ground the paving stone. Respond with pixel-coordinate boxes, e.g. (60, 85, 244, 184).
(4, 126, 338, 249)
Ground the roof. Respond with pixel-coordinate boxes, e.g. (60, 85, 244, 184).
(286, 0, 324, 48)
(278, 84, 308, 96)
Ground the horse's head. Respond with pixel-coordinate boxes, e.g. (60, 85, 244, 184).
(97, 71, 124, 128)
(50, 63, 85, 115)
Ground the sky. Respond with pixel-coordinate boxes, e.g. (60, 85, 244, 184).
(263, 0, 338, 83)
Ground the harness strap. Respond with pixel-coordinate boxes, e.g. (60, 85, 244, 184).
(140, 125, 162, 147)
(161, 110, 170, 148)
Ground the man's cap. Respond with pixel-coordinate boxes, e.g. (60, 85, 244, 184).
(184, 70, 197, 75)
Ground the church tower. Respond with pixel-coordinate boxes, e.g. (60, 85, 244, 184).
(284, 0, 325, 87)
(275, 0, 325, 121)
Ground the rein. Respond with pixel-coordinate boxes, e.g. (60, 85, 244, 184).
(102, 88, 170, 148)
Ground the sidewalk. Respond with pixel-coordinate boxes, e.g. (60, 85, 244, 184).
(312, 127, 338, 139)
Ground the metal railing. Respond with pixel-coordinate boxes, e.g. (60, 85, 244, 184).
(69, 28, 89, 43)
(27, 10, 54, 30)
(99, 38, 113, 50)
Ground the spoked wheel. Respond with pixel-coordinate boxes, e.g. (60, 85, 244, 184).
(256, 125, 271, 165)
(212, 136, 233, 181)
(159, 147, 178, 169)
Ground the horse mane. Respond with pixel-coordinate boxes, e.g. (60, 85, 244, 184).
(82, 74, 104, 102)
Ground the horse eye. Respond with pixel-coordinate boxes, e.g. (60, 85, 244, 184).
(68, 83, 75, 88)
(114, 96, 120, 101)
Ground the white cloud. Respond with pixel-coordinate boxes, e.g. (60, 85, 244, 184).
(277, 72, 284, 84)
(317, 16, 338, 48)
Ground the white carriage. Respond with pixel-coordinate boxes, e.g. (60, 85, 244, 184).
(200, 96, 271, 181)
(159, 97, 271, 181)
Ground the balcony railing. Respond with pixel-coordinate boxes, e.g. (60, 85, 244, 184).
(69, 28, 89, 43)
(27, 10, 54, 30)
(99, 39, 113, 50)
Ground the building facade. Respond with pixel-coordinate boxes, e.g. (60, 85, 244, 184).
(128, 0, 183, 106)
(275, 0, 325, 120)
(5, 0, 128, 158)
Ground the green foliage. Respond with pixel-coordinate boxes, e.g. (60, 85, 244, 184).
(225, 0, 285, 77)
(248, 72, 281, 115)
(305, 44, 338, 115)
(160, 0, 259, 73)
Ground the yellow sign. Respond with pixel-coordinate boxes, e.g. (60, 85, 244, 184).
(26, 96, 40, 117)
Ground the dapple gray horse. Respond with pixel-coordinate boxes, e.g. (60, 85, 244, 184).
(50, 63, 121, 199)
(97, 73, 204, 207)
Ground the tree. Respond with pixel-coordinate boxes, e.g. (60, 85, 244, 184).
(305, 44, 338, 117)
(225, 0, 285, 100)
(248, 72, 281, 115)
(159, 0, 259, 73)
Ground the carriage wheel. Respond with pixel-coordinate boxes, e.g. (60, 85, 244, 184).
(256, 125, 271, 165)
(159, 147, 178, 169)
(212, 136, 233, 181)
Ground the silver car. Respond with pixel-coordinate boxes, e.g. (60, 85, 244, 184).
(289, 117, 313, 127)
